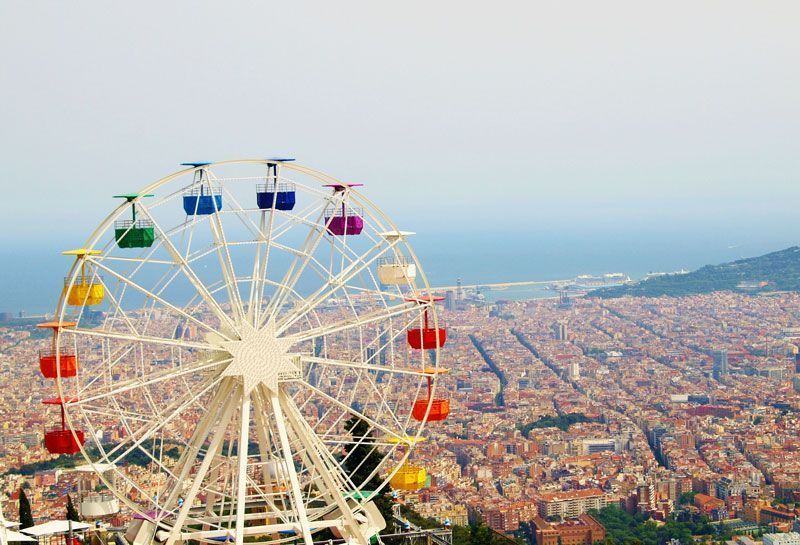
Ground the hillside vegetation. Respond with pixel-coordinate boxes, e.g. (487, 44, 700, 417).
(592, 246, 800, 298)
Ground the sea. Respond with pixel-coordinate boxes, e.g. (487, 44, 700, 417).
(2, 229, 796, 315)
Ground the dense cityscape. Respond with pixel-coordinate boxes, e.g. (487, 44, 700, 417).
(3, 287, 800, 545)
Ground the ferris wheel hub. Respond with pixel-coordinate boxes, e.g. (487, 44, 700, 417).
(218, 321, 299, 394)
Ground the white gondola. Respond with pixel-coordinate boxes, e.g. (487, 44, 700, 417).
(377, 231, 417, 284)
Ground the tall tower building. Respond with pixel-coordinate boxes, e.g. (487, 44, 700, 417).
(568, 361, 580, 380)
(712, 349, 729, 380)
(378, 327, 388, 364)
(553, 321, 569, 341)
(444, 290, 455, 312)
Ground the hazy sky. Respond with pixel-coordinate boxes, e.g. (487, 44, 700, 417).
(1, 1, 798, 248)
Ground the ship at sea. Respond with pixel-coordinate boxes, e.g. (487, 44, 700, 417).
(568, 272, 631, 290)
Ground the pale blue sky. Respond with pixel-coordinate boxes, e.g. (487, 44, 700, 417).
(0, 1, 798, 256)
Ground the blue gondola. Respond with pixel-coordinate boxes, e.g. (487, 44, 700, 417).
(256, 159, 296, 210)
(183, 186, 223, 215)
(181, 163, 223, 215)
(256, 182, 296, 210)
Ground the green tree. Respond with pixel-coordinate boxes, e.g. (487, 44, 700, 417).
(471, 522, 492, 545)
(18, 488, 34, 529)
(66, 494, 80, 522)
(453, 524, 473, 545)
(341, 415, 394, 535)
(679, 491, 697, 505)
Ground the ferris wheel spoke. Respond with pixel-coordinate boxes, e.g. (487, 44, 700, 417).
(299, 355, 435, 378)
(86, 257, 230, 340)
(261, 195, 343, 327)
(287, 301, 418, 343)
(275, 238, 399, 335)
(260, 197, 332, 247)
(93, 273, 142, 335)
(207, 193, 246, 326)
(264, 240, 333, 289)
(70, 326, 216, 352)
(74, 356, 229, 406)
(302, 355, 408, 431)
(246, 212, 267, 326)
(254, 198, 351, 318)
(297, 380, 404, 443)
(334, 283, 407, 302)
(76, 343, 136, 396)
(135, 202, 240, 337)
(105, 373, 224, 466)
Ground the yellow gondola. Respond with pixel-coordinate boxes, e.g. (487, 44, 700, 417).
(62, 249, 104, 306)
(390, 464, 427, 492)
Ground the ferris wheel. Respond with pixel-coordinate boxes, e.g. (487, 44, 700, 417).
(38, 160, 451, 545)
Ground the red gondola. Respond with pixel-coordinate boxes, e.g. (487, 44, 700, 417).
(37, 322, 78, 378)
(406, 295, 447, 350)
(42, 397, 84, 454)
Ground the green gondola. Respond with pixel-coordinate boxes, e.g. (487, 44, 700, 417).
(113, 193, 155, 248)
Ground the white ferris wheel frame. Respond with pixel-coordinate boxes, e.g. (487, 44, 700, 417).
(48, 160, 445, 545)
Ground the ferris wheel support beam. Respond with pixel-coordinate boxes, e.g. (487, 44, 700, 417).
(279, 389, 369, 545)
(164, 382, 240, 545)
(251, 391, 288, 528)
(136, 202, 240, 337)
(234, 393, 251, 545)
(161, 378, 236, 514)
(268, 389, 314, 545)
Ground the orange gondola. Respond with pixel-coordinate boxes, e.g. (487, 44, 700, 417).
(411, 367, 450, 422)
